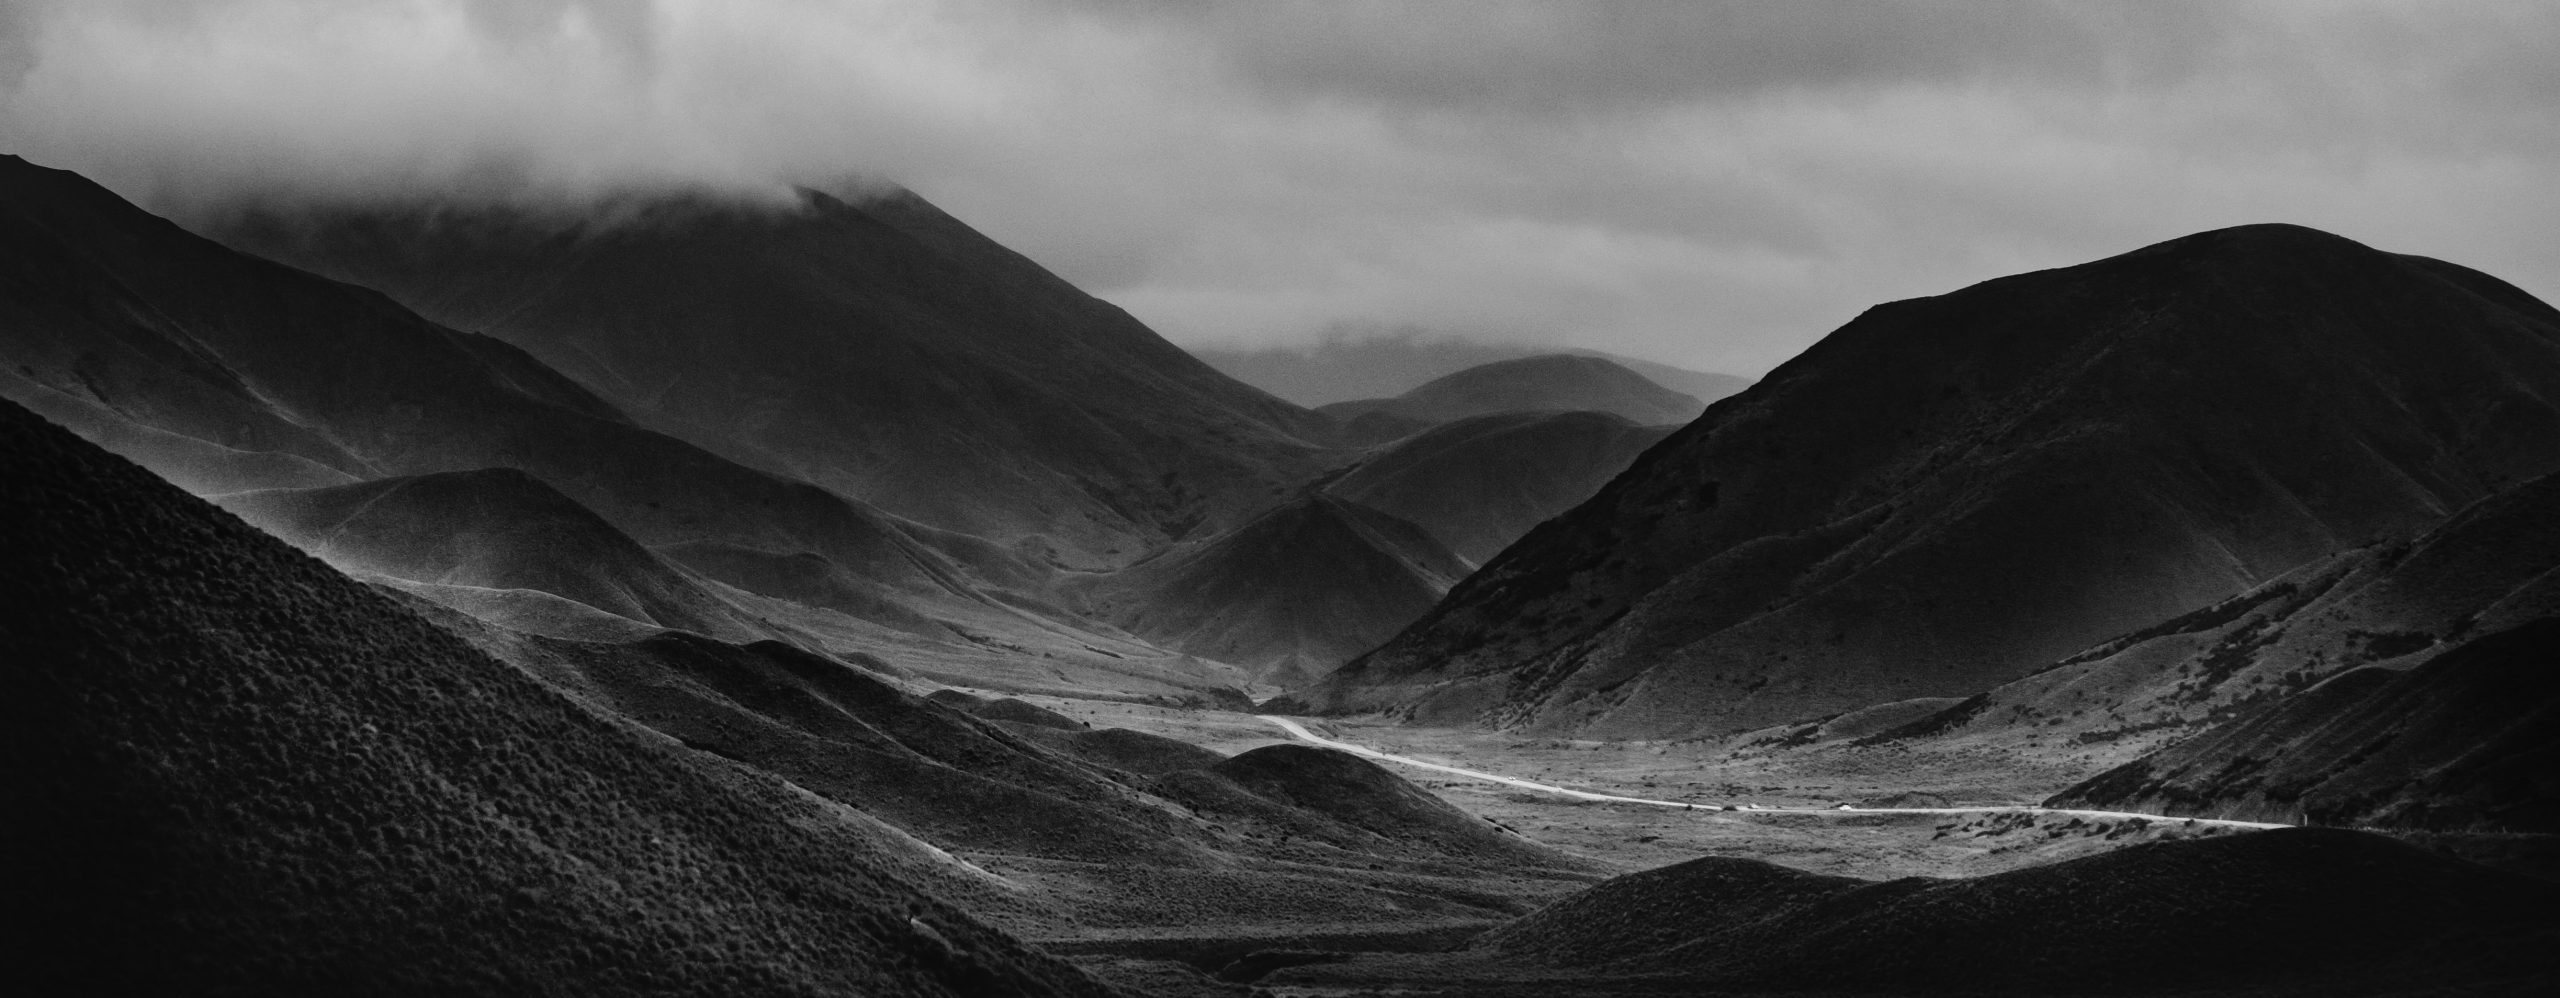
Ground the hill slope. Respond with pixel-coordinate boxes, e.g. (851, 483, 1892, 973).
(2051, 619, 2560, 831)
(1310, 224, 2560, 737)
(1070, 494, 1471, 686)
(216, 186, 1330, 569)
(1877, 463, 2560, 769)
(1325, 410, 1674, 565)
(0, 396, 1121, 997)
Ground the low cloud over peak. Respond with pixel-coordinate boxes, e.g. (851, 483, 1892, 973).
(5, 1, 2555, 377)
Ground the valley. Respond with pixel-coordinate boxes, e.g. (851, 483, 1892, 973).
(9, 135, 2559, 996)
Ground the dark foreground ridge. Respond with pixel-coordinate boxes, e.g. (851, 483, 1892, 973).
(0, 397, 1119, 997)
(1276, 827, 2560, 995)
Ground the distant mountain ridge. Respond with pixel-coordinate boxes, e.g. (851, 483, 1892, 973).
(1196, 336, 1751, 408)
(1319, 354, 1705, 435)
(1307, 223, 2560, 737)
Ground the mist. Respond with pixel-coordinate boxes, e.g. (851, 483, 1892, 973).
(5, 0, 2555, 377)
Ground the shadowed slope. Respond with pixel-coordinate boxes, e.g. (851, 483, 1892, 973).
(1314, 224, 2560, 737)
(217, 186, 1330, 569)
(1072, 494, 1471, 685)
(0, 397, 1121, 997)
(2052, 619, 2560, 831)
(1882, 464, 2560, 772)
(1326, 410, 1674, 564)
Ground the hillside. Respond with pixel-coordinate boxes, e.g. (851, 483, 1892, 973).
(1871, 463, 2560, 768)
(1069, 494, 1471, 686)
(1308, 224, 2560, 737)
(0, 395, 1121, 997)
(1318, 354, 1704, 437)
(215, 185, 1331, 570)
(1278, 829, 2560, 994)
(2051, 619, 2560, 831)
(1325, 410, 1674, 565)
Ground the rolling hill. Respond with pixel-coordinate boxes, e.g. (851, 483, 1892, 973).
(1307, 224, 2560, 738)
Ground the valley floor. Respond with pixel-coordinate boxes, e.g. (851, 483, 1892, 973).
(966, 695, 2264, 881)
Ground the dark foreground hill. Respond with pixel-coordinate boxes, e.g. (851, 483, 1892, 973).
(2052, 619, 2560, 831)
(1318, 354, 1703, 443)
(1325, 410, 1674, 565)
(1069, 494, 1471, 686)
(216, 185, 1330, 569)
(1274, 828, 2560, 995)
(1311, 224, 2560, 737)
(0, 398, 1119, 996)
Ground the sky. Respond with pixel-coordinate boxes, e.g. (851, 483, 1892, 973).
(3, 1, 2555, 377)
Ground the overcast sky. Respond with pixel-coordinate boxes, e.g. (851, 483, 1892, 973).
(4, 1, 2555, 376)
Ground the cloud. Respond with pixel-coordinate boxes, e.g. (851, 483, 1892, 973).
(3, 1, 2555, 376)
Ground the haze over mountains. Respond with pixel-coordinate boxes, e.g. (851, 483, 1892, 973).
(1309, 223, 2560, 738)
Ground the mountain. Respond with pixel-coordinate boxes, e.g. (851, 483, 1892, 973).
(1317, 354, 1705, 436)
(214, 185, 1332, 570)
(1195, 335, 1751, 409)
(0, 395, 1121, 997)
(0, 152, 1266, 703)
(1308, 224, 2560, 737)
(1275, 828, 2560, 995)
(1067, 494, 1471, 686)
(2050, 619, 2560, 832)
(1324, 410, 1675, 565)
(1868, 464, 2560, 767)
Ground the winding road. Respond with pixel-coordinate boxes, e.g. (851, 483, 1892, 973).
(1257, 715, 2292, 830)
